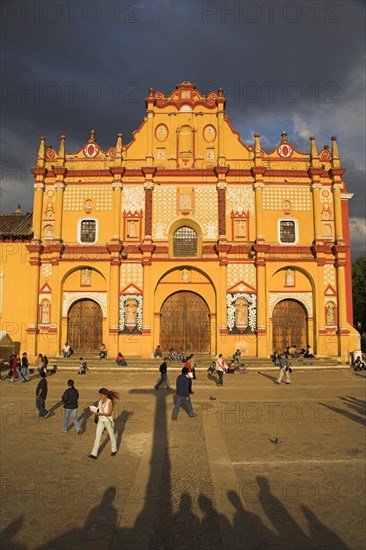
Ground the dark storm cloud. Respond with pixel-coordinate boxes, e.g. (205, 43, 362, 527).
(1, 0, 365, 257)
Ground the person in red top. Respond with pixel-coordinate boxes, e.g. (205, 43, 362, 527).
(184, 354, 194, 394)
(9, 354, 20, 382)
(116, 352, 127, 366)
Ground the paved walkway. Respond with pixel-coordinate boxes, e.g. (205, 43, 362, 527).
(0, 368, 365, 549)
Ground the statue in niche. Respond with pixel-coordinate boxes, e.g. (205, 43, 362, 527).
(235, 298, 248, 328)
(285, 269, 295, 286)
(326, 303, 335, 326)
(125, 298, 138, 325)
(41, 301, 50, 324)
(81, 268, 92, 286)
(128, 220, 137, 237)
(181, 269, 190, 282)
(236, 220, 245, 237)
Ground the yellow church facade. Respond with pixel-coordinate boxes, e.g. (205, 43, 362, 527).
(0, 82, 360, 361)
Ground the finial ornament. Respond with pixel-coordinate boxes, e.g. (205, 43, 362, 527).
(89, 129, 95, 143)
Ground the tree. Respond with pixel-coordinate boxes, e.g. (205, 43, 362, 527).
(352, 256, 366, 332)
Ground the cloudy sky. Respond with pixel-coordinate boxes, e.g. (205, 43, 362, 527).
(1, 0, 365, 258)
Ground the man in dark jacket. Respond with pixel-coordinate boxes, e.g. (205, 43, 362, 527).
(61, 379, 82, 433)
(172, 367, 197, 420)
(36, 371, 49, 418)
(154, 358, 171, 390)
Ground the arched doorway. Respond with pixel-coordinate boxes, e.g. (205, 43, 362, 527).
(67, 299, 103, 353)
(160, 291, 210, 353)
(272, 299, 308, 352)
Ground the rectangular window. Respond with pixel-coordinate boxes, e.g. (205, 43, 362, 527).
(80, 220, 96, 243)
(280, 220, 296, 243)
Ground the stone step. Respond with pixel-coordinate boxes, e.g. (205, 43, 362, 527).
(44, 355, 345, 372)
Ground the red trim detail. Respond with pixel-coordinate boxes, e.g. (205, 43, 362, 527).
(120, 283, 143, 295)
(341, 199, 353, 324)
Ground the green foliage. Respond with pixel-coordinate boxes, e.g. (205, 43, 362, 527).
(352, 256, 366, 331)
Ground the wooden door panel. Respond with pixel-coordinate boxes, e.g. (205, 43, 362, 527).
(160, 292, 210, 353)
(272, 300, 307, 352)
(67, 299, 103, 353)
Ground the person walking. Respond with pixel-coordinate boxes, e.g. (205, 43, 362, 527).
(61, 379, 82, 433)
(171, 367, 197, 420)
(215, 354, 227, 386)
(184, 354, 194, 393)
(276, 353, 291, 385)
(9, 354, 20, 382)
(36, 371, 49, 418)
(89, 387, 118, 459)
(21, 352, 30, 381)
(154, 357, 171, 390)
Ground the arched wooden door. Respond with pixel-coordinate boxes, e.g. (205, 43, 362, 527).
(67, 299, 103, 353)
(272, 299, 308, 352)
(160, 292, 210, 353)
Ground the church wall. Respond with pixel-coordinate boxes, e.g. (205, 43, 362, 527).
(0, 242, 32, 355)
(1, 82, 359, 362)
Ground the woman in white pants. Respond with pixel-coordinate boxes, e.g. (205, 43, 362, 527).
(89, 387, 119, 459)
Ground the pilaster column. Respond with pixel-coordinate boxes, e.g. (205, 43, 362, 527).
(332, 183, 344, 243)
(335, 259, 347, 333)
(254, 245, 269, 357)
(110, 167, 125, 241)
(216, 88, 226, 165)
(53, 168, 67, 241)
(251, 167, 266, 242)
(26, 243, 43, 355)
(214, 166, 229, 241)
(310, 181, 322, 243)
(107, 246, 123, 349)
(145, 88, 155, 165)
(32, 168, 47, 242)
(142, 167, 156, 242)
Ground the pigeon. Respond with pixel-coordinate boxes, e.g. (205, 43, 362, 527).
(209, 396, 216, 401)
(269, 437, 281, 446)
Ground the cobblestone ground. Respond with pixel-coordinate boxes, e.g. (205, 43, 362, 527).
(0, 368, 365, 549)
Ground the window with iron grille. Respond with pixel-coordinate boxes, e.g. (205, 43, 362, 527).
(173, 226, 197, 257)
(80, 220, 96, 243)
(279, 220, 296, 243)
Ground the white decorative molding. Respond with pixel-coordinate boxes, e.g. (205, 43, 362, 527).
(227, 264, 256, 288)
(122, 186, 145, 213)
(226, 293, 257, 332)
(63, 292, 107, 317)
(119, 295, 143, 332)
(269, 292, 313, 317)
(324, 264, 336, 286)
(263, 187, 311, 211)
(226, 187, 255, 215)
(121, 263, 143, 289)
(42, 263, 53, 280)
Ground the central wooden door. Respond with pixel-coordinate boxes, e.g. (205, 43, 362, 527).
(272, 299, 308, 352)
(67, 299, 103, 353)
(160, 292, 210, 353)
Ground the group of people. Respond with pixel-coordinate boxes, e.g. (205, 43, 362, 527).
(284, 344, 314, 359)
(5, 352, 50, 382)
(33, 369, 119, 459)
(153, 345, 185, 362)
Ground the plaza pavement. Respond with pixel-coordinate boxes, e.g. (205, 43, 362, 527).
(0, 366, 365, 549)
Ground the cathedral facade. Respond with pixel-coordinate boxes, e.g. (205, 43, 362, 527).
(0, 82, 360, 360)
